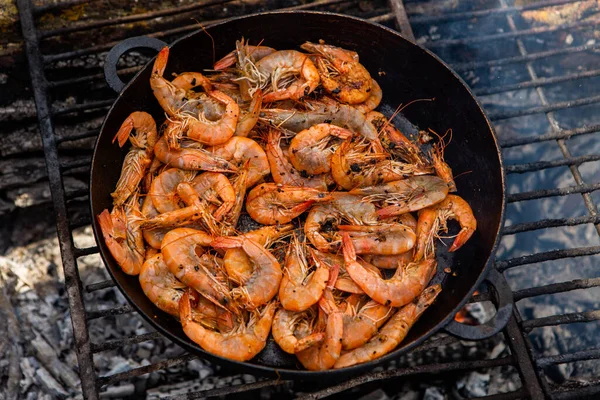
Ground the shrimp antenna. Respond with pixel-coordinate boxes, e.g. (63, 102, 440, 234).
(193, 18, 215, 65)
(381, 97, 435, 133)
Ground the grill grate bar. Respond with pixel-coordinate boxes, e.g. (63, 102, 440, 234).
(295, 357, 514, 399)
(74, 246, 99, 258)
(551, 383, 600, 400)
(86, 280, 115, 293)
(60, 157, 92, 172)
(515, 277, 600, 301)
(162, 378, 287, 400)
(427, 17, 597, 48)
(451, 42, 600, 72)
(507, 183, 600, 203)
(97, 353, 197, 388)
(488, 94, 600, 121)
(474, 69, 600, 97)
(91, 332, 163, 353)
(57, 129, 101, 144)
(52, 100, 113, 117)
(16, 0, 99, 398)
(409, 0, 577, 24)
(537, 347, 600, 368)
(522, 310, 600, 330)
(39, 0, 236, 38)
(496, 246, 600, 271)
(87, 304, 134, 320)
(388, 0, 415, 41)
(48, 66, 142, 88)
(504, 154, 600, 174)
(502, 214, 600, 235)
(500, 124, 600, 148)
(34, 0, 93, 14)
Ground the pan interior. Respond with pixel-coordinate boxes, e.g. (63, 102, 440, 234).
(90, 12, 503, 377)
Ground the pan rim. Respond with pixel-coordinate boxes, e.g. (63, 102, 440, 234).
(89, 9, 506, 379)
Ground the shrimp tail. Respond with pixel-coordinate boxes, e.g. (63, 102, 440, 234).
(341, 232, 356, 264)
(292, 200, 317, 216)
(114, 116, 134, 147)
(448, 228, 475, 252)
(153, 47, 169, 76)
(213, 51, 236, 70)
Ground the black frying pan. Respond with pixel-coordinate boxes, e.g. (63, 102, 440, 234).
(91, 11, 511, 380)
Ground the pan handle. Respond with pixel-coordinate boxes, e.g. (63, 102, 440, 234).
(104, 36, 167, 93)
(444, 268, 513, 340)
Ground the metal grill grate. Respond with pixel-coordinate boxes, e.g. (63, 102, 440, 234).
(14, 0, 600, 398)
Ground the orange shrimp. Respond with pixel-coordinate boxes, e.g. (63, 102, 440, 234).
(97, 193, 145, 275)
(111, 112, 157, 206)
(245, 183, 331, 225)
(279, 236, 330, 312)
(353, 79, 382, 114)
(430, 131, 457, 192)
(208, 136, 269, 187)
(179, 290, 276, 361)
(272, 307, 324, 354)
(265, 128, 333, 191)
(212, 236, 282, 310)
(214, 40, 276, 70)
(337, 224, 416, 256)
(161, 228, 232, 309)
(190, 172, 236, 221)
(341, 294, 393, 350)
(149, 168, 196, 213)
(301, 42, 372, 105)
(288, 123, 354, 175)
(223, 224, 293, 285)
(295, 291, 343, 370)
(255, 50, 320, 102)
(350, 176, 449, 219)
(334, 284, 441, 368)
(154, 135, 237, 172)
(414, 194, 477, 261)
(342, 233, 436, 307)
(235, 89, 262, 137)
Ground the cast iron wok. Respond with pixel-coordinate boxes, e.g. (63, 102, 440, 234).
(90, 11, 509, 379)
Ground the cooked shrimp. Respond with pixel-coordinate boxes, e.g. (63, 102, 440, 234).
(190, 172, 236, 221)
(151, 47, 212, 117)
(154, 136, 237, 172)
(97, 194, 145, 275)
(111, 112, 157, 206)
(334, 284, 441, 368)
(212, 236, 282, 309)
(235, 89, 262, 137)
(350, 176, 449, 219)
(261, 103, 380, 143)
(165, 90, 239, 147)
(255, 50, 320, 102)
(279, 236, 330, 312)
(149, 168, 196, 213)
(272, 307, 324, 354)
(366, 111, 430, 169)
(140, 195, 170, 249)
(311, 250, 381, 294)
(341, 294, 393, 350)
(223, 224, 293, 285)
(208, 136, 269, 187)
(265, 128, 333, 191)
(414, 194, 476, 260)
(245, 183, 331, 225)
(342, 233, 436, 307)
(288, 123, 353, 175)
(353, 79, 382, 113)
(301, 42, 371, 105)
(304, 192, 378, 252)
(161, 228, 232, 309)
(179, 290, 276, 361)
(331, 137, 428, 190)
(139, 253, 187, 317)
(338, 224, 416, 255)
(295, 297, 343, 370)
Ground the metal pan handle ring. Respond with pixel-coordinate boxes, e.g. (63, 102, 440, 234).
(104, 36, 167, 93)
(444, 268, 513, 340)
